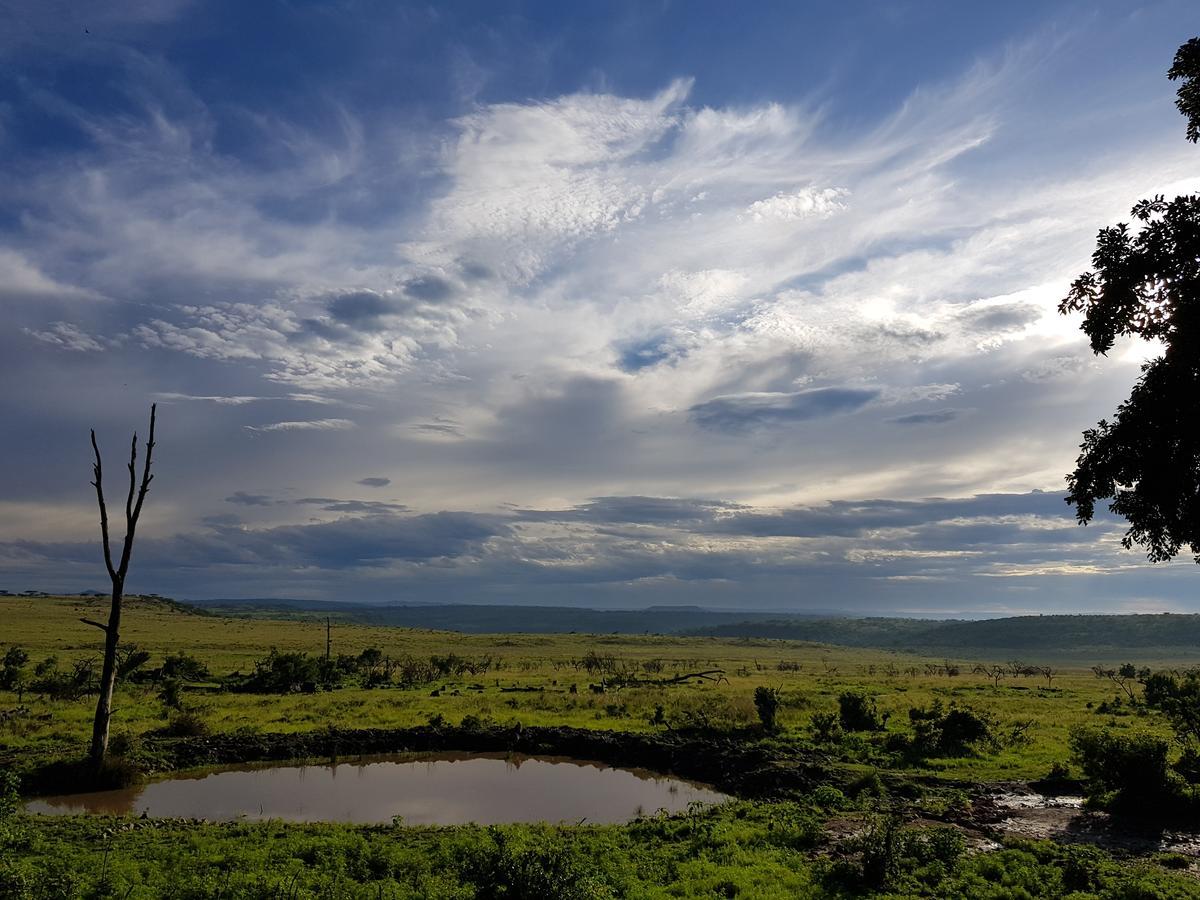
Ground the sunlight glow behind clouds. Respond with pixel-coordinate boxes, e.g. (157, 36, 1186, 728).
(1, 1, 1197, 609)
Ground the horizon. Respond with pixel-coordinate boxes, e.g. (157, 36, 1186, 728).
(3, 1, 1200, 613)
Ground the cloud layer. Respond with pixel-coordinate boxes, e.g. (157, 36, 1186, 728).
(1, 1, 1197, 611)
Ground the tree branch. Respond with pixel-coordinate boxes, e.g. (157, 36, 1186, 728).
(117, 404, 155, 578)
(125, 431, 137, 527)
(90, 429, 117, 582)
(79, 618, 109, 632)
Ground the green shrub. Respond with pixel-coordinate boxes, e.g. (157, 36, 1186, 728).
(162, 709, 210, 737)
(838, 691, 888, 732)
(158, 651, 211, 682)
(908, 702, 997, 757)
(1069, 725, 1177, 811)
(809, 711, 842, 743)
(462, 829, 615, 900)
(753, 686, 781, 732)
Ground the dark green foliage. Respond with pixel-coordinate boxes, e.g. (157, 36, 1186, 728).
(158, 651, 211, 682)
(908, 702, 997, 757)
(752, 686, 780, 732)
(158, 676, 184, 711)
(1170, 37, 1200, 143)
(160, 709, 210, 737)
(115, 645, 152, 682)
(29, 657, 97, 701)
(234, 649, 327, 693)
(0, 768, 18, 820)
(830, 818, 966, 892)
(0, 647, 28, 691)
(1141, 668, 1200, 793)
(462, 829, 614, 899)
(2, 802, 1199, 898)
(808, 710, 842, 743)
(1069, 725, 1176, 812)
(838, 690, 888, 732)
(1059, 38, 1200, 564)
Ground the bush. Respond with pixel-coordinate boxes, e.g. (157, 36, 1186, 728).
(30, 658, 96, 701)
(0, 647, 28, 691)
(158, 651, 210, 682)
(1069, 725, 1177, 811)
(233, 649, 325, 693)
(810, 785, 846, 810)
(159, 677, 184, 711)
(462, 830, 614, 900)
(753, 686, 781, 732)
(908, 702, 997, 757)
(838, 691, 888, 732)
(829, 819, 964, 892)
(0, 768, 18, 821)
(108, 732, 142, 757)
(809, 711, 842, 743)
(667, 694, 755, 731)
(161, 709, 210, 737)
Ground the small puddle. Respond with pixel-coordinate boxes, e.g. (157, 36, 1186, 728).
(25, 752, 728, 825)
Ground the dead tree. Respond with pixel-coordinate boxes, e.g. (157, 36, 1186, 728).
(82, 404, 157, 768)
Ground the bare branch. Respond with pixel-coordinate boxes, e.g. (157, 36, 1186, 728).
(79, 618, 109, 632)
(117, 404, 156, 578)
(90, 429, 117, 582)
(125, 430, 137, 526)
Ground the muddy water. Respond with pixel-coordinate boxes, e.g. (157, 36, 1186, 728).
(984, 787, 1200, 858)
(25, 752, 728, 824)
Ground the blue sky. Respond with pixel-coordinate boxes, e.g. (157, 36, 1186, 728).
(1, 0, 1199, 612)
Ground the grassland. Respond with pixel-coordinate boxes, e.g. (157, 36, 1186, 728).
(0, 595, 1175, 783)
(2, 595, 1199, 898)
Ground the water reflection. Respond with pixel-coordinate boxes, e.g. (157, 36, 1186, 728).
(26, 752, 727, 824)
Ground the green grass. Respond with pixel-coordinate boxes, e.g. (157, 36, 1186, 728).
(0, 596, 1176, 783)
(4, 801, 1200, 899)
(3, 595, 1197, 898)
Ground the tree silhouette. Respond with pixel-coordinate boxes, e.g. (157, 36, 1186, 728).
(82, 404, 157, 768)
(1058, 39, 1200, 563)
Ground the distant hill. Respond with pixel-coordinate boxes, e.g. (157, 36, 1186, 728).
(190, 599, 1200, 662)
(687, 614, 1200, 661)
(194, 599, 798, 635)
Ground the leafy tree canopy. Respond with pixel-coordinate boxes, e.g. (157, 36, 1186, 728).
(1058, 38, 1200, 562)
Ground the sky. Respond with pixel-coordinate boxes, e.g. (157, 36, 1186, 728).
(1, 0, 1199, 614)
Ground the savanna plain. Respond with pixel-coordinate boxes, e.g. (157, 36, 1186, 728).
(3, 595, 1200, 898)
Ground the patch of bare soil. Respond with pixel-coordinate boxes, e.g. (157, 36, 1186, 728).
(968, 785, 1200, 861)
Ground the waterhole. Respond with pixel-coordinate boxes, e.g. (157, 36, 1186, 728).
(25, 752, 728, 825)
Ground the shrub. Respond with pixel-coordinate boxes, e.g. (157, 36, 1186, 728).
(234, 649, 325, 693)
(30, 658, 96, 701)
(838, 691, 888, 732)
(461, 829, 615, 900)
(0, 647, 28, 691)
(1069, 725, 1177, 811)
(108, 732, 142, 757)
(162, 709, 210, 737)
(908, 702, 997, 757)
(753, 686, 781, 732)
(158, 677, 184, 711)
(667, 694, 755, 731)
(809, 711, 842, 743)
(0, 768, 18, 821)
(810, 785, 846, 810)
(159, 651, 210, 682)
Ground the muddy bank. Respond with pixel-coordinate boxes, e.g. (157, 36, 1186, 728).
(18, 725, 832, 800)
(965, 785, 1200, 860)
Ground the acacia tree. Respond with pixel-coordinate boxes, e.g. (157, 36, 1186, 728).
(1058, 39, 1200, 563)
(82, 404, 157, 767)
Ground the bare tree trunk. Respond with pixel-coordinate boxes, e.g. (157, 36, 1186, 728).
(84, 404, 157, 770)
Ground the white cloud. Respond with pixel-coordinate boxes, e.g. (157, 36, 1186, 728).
(744, 187, 848, 222)
(245, 418, 356, 433)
